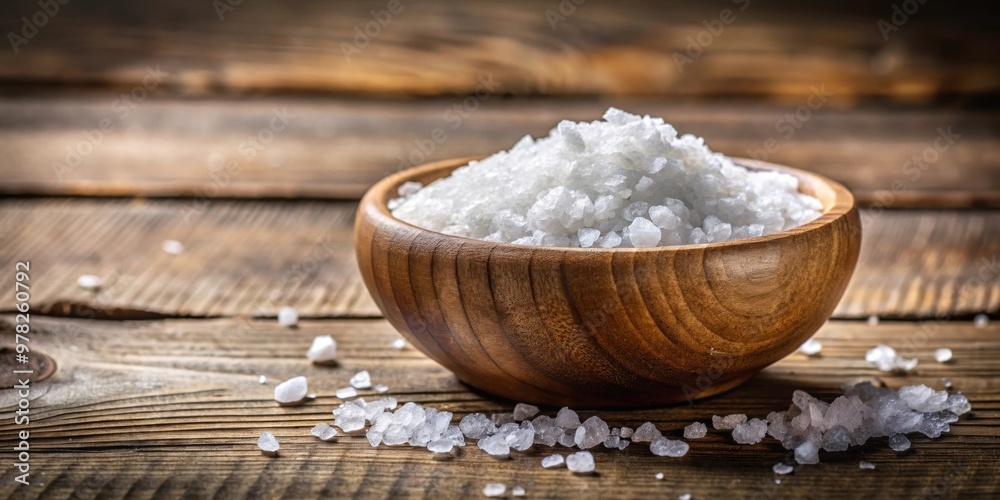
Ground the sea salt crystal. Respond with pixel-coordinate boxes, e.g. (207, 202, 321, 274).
(398, 181, 423, 197)
(307, 335, 337, 364)
(258, 375, 266, 384)
(683, 422, 707, 439)
(506, 427, 535, 451)
(350, 370, 372, 389)
(513, 403, 540, 421)
(478, 434, 510, 458)
(161, 239, 185, 255)
(888, 434, 911, 451)
(655, 472, 664, 480)
(555, 407, 581, 429)
(391, 338, 407, 349)
(460, 413, 494, 440)
(482, 483, 505, 497)
(257, 432, 279, 455)
(391, 108, 822, 248)
(934, 348, 953, 363)
(374, 384, 389, 393)
(941, 377, 952, 388)
(619, 426, 634, 438)
(311, 423, 338, 441)
(77, 275, 102, 289)
(794, 440, 819, 464)
(650, 437, 689, 457)
(334, 403, 367, 433)
(859, 461, 876, 470)
(336, 387, 358, 399)
(631, 422, 662, 442)
(799, 339, 823, 356)
(974, 313, 989, 327)
(566, 451, 596, 473)
(427, 439, 454, 454)
(541, 454, 565, 468)
(574, 416, 611, 449)
(732, 418, 767, 444)
(772, 463, 794, 475)
(865, 345, 918, 372)
(712, 414, 747, 430)
(512, 485, 526, 496)
(867, 315, 880, 326)
(680, 494, 692, 500)
(274, 376, 308, 405)
(277, 306, 298, 327)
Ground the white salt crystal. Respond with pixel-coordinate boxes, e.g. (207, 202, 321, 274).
(460, 413, 495, 440)
(683, 422, 707, 439)
(336, 387, 358, 399)
(934, 348, 953, 363)
(334, 403, 367, 433)
(391, 338, 407, 349)
(478, 434, 510, 458)
(257, 432, 280, 455)
(794, 440, 819, 464)
(732, 418, 767, 444)
(798, 339, 823, 356)
(398, 181, 424, 197)
(865, 344, 917, 372)
(772, 463, 794, 475)
(565, 451, 596, 473)
(374, 384, 389, 393)
(277, 306, 298, 327)
(311, 423, 338, 441)
(655, 472, 664, 480)
(712, 414, 747, 430)
(274, 376, 308, 405)
(513, 403, 540, 421)
(574, 416, 610, 449)
(258, 375, 266, 384)
(650, 437, 689, 457)
(974, 313, 989, 327)
(631, 422, 662, 442)
(482, 483, 506, 497)
(427, 439, 454, 454)
(512, 485, 525, 497)
(867, 315, 880, 326)
(941, 377, 952, 388)
(350, 370, 372, 389)
(77, 275, 102, 290)
(680, 494, 692, 500)
(859, 461, 876, 470)
(541, 454, 565, 468)
(161, 239, 185, 255)
(390, 108, 822, 248)
(619, 426, 634, 438)
(306, 335, 337, 364)
(555, 407, 581, 429)
(888, 434, 911, 451)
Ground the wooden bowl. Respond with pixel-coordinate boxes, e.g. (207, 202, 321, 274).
(355, 157, 861, 407)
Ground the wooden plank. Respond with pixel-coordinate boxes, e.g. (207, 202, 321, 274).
(1, 96, 998, 206)
(0, 0, 995, 99)
(0, 316, 996, 499)
(1, 200, 997, 319)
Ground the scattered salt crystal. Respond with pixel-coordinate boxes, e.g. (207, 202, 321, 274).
(258, 375, 266, 384)
(306, 335, 337, 364)
(77, 275, 102, 290)
(683, 422, 707, 439)
(350, 370, 372, 389)
(941, 377, 952, 389)
(390, 108, 822, 248)
(574, 416, 611, 449)
(679, 494, 692, 500)
(732, 418, 767, 444)
(482, 483, 505, 497)
(631, 422, 662, 442)
(555, 407, 581, 429)
(374, 384, 390, 393)
(859, 461, 876, 470)
(867, 315, 880, 326)
(566, 451, 595, 473)
(650, 437, 689, 457)
(274, 376, 308, 405)
(772, 463, 794, 475)
(333, 403, 367, 433)
(336, 387, 358, 399)
(391, 338, 407, 349)
(161, 239, 185, 255)
(427, 439, 454, 454)
(512, 485, 526, 496)
(460, 413, 495, 440)
(794, 440, 819, 465)
(655, 472, 664, 480)
(541, 454, 565, 468)
(973, 313, 988, 327)
(257, 432, 279, 456)
(934, 348, 953, 363)
(865, 344, 917, 372)
(888, 434, 911, 452)
(619, 426, 634, 439)
(712, 414, 747, 430)
(799, 339, 823, 356)
(277, 306, 298, 327)
(513, 403, 540, 421)
(311, 423, 338, 441)
(478, 434, 510, 458)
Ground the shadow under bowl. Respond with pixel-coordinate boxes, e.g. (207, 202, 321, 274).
(355, 157, 861, 407)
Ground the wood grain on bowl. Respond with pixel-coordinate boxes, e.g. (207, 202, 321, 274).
(355, 158, 862, 407)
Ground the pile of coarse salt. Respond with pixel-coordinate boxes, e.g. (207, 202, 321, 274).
(391, 108, 822, 248)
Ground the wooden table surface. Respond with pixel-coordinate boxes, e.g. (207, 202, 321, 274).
(1, 1, 999, 498)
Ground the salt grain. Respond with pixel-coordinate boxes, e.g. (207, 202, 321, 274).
(274, 376, 308, 406)
(350, 370, 373, 389)
(888, 434, 911, 452)
(391, 108, 821, 248)
(77, 275, 102, 290)
(311, 423, 338, 441)
(306, 335, 337, 364)
(679, 494, 692, 500)
(161, 239, 185, 255)
(649, 437, 689, 457)
(566, 451, 596, 473)
(631, 422, 662, 442)
(712, 414, 747, 430)
(934, 348, 953, 363)
(798, 339, 823, 356)
(772, 463, 794, 475)
(277, 306, 298, 327)
(683, 422, 707, 439)
(859, 461, 876, 470)
(732, 418, 767, 445)
(257, 432, 279, 456)
(655, 472, 664, 480)
(974, 313, 989, 327)
(541, 454, 565, 468)
(391, 338, 407, 349)
(513, 403, 540, 421)
(336, 387, 358, 399)
(258, 375, 266, 384)
(865, 344, 918, 372)
(427, 439, 455, 454)
(482, 483, 506, 497)
(574, 416, 611, 449)
(867, 315, 880, 326)
(374, 384, 389, 393)
(512, 485, 526, 496)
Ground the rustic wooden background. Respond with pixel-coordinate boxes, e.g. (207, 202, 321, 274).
(0, 0, 998, 498)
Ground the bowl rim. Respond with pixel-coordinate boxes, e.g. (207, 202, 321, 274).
(361, 156, 856, 253)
